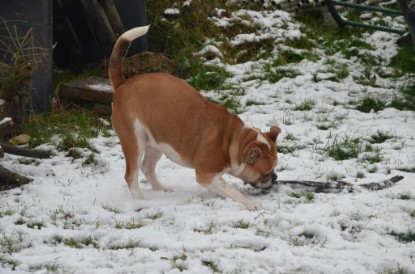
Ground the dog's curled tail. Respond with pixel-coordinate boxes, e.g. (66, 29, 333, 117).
(109, 25, 150, 90)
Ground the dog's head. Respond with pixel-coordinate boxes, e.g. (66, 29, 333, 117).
(238, 126, 281, 189)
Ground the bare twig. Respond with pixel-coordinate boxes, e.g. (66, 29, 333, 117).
(271, 175, 404, 193)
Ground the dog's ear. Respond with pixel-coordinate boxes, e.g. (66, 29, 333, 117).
(267, 126, 281, 142)
(247, 147, 262, 164)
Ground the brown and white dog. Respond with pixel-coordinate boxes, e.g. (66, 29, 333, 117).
(109, 26, 281, 210)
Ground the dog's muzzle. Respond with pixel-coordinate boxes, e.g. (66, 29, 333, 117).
(245, 171, 278, 189)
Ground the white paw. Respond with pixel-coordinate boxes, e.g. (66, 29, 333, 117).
(129, 187, 146, 200)
(153, 184, 174, 192)
(244, 200, 262, 211)
(160, 186, 174, 193)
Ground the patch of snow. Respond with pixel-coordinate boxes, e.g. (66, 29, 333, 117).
(164, 8, 180, 16)
(87, 83, 112, 92)
(0, 117, 12, 125)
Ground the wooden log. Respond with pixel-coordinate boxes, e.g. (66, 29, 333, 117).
(79, 0, 117, 44)
(55, 77, 113, 105)
(98, 0, 125, 37)
(0, 142, 52, 159)
(91, 103, 112, 115)
(0, 165, 32, 191)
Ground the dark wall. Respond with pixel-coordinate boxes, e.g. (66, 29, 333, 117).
(0, 0, 53, 113)
(113, 0, 147, 56)
(53, 0, 147, 68)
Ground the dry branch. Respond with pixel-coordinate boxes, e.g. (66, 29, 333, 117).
(271, 175, 404, 193)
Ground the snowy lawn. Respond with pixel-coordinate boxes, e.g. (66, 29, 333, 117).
(1, 6, 415, 274)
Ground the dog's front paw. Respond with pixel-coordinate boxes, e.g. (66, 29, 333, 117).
(153, 185, 174, 192)
(160, 186, 174, 193)
(244, 200, 262, 211)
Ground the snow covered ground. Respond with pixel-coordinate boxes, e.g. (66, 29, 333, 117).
(1, 6, 414, 274)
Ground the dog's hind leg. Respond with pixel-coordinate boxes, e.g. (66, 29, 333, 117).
(114, 122, 146, 199)
(142, 146, 173, 192)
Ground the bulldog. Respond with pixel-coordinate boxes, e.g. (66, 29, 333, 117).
(109, 26, 281, 210)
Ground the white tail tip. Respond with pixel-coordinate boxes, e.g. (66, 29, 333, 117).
(121, 25, 150, 42)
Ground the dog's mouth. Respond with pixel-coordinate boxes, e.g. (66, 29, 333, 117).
(244, 171, 278, 189)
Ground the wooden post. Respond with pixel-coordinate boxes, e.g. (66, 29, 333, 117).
(79, 0, 117, 44)
(99, 0, 125, 36)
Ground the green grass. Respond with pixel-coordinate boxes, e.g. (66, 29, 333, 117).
(52, 235, 98, 249)
(288, 190, 315, 202)
(326, 136, 362, 161)
(294, 99, 316, 111)
(355, 94, 414, 112)
(394, 82, 415, 111)
(233, 219, 250, 229)
(22, 109, 109, 152)
(397, 166, 415, 173)
(326, 171, 345, 182)
(188, 65, 231, 91)
(102, 203, 120, 214)
(115, 218, 144, 230)
(382, 267, 409, 274)
(108, 239, 141, 250)
(245, 99, 265, 106)
(0, 232, 31, 254)
(390, 231, 415, 243)
(202, 260, 220, 273)
(361, 152, 383, 164)
(146, 0, 224, 79)
(369, 130, 394, 144)
(278, 145, 301, 154)
(356, 97, 385, 113)
(170, 254, 188, 272)
(146, 211, 163, 220)
(390, 46, 415, 76)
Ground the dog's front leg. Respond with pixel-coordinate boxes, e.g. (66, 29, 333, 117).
(198, 174, 262, 210)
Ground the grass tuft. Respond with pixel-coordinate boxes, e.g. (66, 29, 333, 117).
(233, 219, 250, 229)
(390, 231, 415, 243)
(22, 109, 108, 150)
(327, 136, 362, 161)
(294, 99, 316, 111)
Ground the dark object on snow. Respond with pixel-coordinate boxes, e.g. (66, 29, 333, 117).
(272, 171, 278, 183)
(0, 165, 32, 191)
(0, 142, 52, 159)
(263, 175, 404, 194)
(0, 141, 52, 191)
